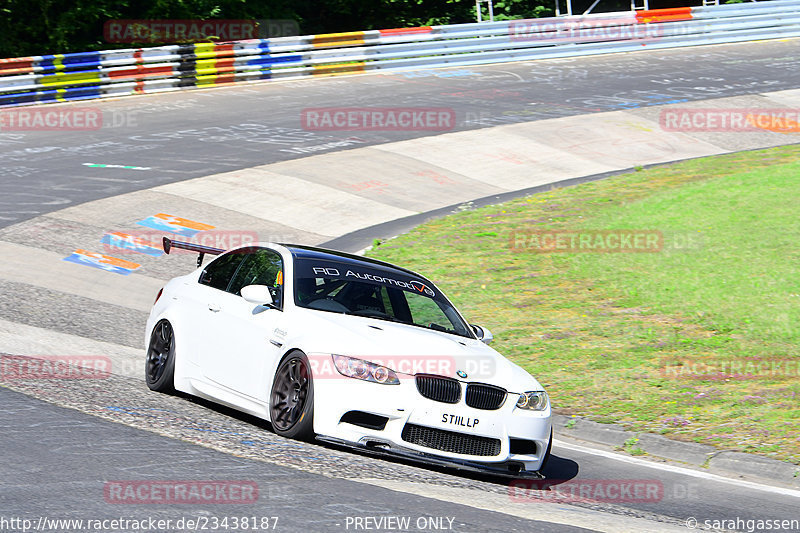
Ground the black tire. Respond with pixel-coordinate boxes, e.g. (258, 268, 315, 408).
(145, 319, 176, 393)
(540, 428, 553, 471)
(269, 351, 315, 441)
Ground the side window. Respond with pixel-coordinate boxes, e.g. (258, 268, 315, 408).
(379, 286, 394, 316)
(227, 248, 284, 300)
(406, 292, 451, 330)
(199, 252, 245, 291)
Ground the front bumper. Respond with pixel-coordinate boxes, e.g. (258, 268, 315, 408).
(312, 367, 552, 475)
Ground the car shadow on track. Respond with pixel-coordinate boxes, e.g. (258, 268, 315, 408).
(540, 454, 580, 481)
(177, 391, 579, 488)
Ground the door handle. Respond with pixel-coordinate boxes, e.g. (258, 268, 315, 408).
(208, 303, 220, 312)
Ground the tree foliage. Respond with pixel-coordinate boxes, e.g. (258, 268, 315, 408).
(0, 0, 559, 58)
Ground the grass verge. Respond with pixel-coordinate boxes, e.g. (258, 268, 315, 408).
(367, 145, 800, 463)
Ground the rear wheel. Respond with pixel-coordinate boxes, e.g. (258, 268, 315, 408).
(145, 320, 176, 393)
(269, 351, 315, 441)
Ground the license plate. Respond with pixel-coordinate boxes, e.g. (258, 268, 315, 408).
(440, 413, 480, 429)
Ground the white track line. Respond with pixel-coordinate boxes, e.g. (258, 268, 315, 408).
(554, 439, 800, 498)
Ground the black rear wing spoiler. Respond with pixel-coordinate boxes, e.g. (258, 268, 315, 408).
(163, 237, 224, 267)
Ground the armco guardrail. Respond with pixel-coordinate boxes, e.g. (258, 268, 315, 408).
(1, 1, 798, 108)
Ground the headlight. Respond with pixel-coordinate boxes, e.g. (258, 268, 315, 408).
(516, 391, 549, 411)
(332, 355, 400, 385)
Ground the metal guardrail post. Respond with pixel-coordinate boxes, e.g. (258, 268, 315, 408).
(476, 0, 495, 22)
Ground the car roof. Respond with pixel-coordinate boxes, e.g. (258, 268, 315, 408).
(279, 243, 424, 279)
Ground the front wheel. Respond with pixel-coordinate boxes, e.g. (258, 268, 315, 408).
(269, 351, 315, 441)
(145, 319, 176, 393)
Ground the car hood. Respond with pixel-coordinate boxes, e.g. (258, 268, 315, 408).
(284, 308, 543, 393)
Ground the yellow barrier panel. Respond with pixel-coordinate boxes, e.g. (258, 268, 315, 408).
(312, 32, 365, 48)
(312, 62, 366, 76)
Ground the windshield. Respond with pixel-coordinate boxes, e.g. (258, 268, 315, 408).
(293, 258, 473, 339)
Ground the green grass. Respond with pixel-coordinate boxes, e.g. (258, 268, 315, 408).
(367, 145, 800, 464)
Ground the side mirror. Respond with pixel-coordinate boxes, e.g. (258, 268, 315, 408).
(471, 324, 494, 345)
(241, 285, 274, 306)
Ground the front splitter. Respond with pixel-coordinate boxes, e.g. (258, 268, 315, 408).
(316, 436, 544, 480)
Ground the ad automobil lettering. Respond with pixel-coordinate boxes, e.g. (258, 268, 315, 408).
(303, 261, 436, 298)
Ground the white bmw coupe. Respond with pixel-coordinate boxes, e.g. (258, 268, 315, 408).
(145, 238, 552, 477)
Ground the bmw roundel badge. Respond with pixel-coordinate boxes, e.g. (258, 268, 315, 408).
(456, 370, 468, 378)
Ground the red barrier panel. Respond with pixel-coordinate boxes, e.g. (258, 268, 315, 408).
(0, 57, 35, 76)
(636, 7, 693, 23)
(380, 26, 433, 36)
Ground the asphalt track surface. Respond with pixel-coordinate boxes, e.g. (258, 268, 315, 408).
(2, 39, 799, 229)
(4, 363, 800, 532)
(2, 39, 800, 532)
(0, 386, 580, 533)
